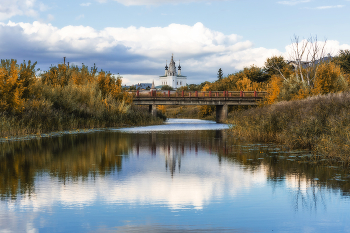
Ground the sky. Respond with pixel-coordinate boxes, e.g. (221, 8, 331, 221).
(0, 0, 349, 85)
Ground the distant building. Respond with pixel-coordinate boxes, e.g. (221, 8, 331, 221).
(134, 83, 152, 90)
(287, 53, 333, 69)
(160, 54, 187, 89)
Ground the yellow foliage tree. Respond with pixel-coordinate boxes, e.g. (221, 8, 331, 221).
(313, 62, 344, 95)
(236, 77, 265, 91)
(265, 75, 283, 104)
(0, 59, 35, 113)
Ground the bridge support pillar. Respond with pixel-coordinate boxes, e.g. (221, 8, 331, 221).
(149, 104, 157, 117)
(216, 104, 228, 123)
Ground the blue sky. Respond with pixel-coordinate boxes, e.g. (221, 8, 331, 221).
(0, 0, 349, 85)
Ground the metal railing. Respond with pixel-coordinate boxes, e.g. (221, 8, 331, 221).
(131, 90, 267, 98)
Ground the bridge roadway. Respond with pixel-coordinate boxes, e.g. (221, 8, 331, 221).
(132, 91, 266, 123)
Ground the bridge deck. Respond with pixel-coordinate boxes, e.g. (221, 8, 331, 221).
(132, 91, 266, 106)
(133, 96, 262, 105)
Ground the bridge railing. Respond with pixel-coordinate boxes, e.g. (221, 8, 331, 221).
(130, 90, 267, 98)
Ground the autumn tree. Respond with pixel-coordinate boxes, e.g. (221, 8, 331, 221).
(0, 59, 36, 113)
(312, 62, 347, 95)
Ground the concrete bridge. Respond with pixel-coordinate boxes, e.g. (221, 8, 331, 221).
(132, 90, 266, 123)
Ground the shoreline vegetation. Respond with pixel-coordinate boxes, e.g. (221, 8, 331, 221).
(0, 59, 165, 138)
(229, 92, 350, 163)
(2, 43, 350, 164)
(160, 46, 350, 163)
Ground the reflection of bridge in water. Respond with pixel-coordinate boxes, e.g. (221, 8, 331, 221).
(132, 91, 266, 122)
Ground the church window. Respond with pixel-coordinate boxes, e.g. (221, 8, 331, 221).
(177, 82, 178, 85)
(180, 81, 182, 85)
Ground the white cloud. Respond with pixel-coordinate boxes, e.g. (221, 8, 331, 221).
(283, 39, 350, 61)
(1, 20, 349, 85)
(47, 14, 54, 21)
(277, 0, 311, 6)
(0, 21, 278, 84)
(316, 5, 345, 9)
(39, 2, 49, 11)
(112, 0, 227, 6)
(80, 2, 92, 6)
(75, 14, 85, 20)
(0, 0, 38, 20)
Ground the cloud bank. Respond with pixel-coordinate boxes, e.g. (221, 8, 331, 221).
(0, 0, 38, 20)
(1, 21, 349, 85)
(0, 21, 284, 84)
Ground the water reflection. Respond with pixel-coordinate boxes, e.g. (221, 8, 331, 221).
(0, 132, 127, 200)
(1, 120, 350, 232)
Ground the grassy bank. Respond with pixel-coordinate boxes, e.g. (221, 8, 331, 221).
(228, 91, 350, 163)
(0, 105, 164, 138)
(0, 60, 165, 138)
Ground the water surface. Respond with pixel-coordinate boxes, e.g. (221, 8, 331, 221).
(1, 119, 350, 232)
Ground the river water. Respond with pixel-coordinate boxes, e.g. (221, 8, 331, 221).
(1, 119, 350, 232)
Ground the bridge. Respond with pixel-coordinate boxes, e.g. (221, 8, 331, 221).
(132, 90, 266, 123)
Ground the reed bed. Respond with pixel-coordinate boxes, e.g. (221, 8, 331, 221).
(0, 81, 164, 138)
(228, 91, 350, 163)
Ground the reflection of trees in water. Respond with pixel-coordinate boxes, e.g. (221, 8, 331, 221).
(0, 132, 129, 200)
(1, 129, 350, 208)
(128, 131, 216, 177)
(207, 133, 350, 211)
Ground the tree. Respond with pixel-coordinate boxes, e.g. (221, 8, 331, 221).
(217, 68, 223, 80)
(288, 35, 327, 86)
(161, 85, 173, 91)
(264, 56, 293, 79)
(334, 49, 350, 74)
(233, 65, 269, 83)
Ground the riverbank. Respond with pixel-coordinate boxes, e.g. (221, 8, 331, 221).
(0, 105, 165, 139)
(228, 91, 350, 164)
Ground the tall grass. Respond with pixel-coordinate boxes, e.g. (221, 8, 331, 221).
(228, 91, 350, 163)
(0, 81, 164, 138)
(0, 60, 165, 138)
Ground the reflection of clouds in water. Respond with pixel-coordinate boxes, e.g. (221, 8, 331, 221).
(100, 164, 266, 210)
(0, 209, 39, 233)
(3, 154, 267, 211)
(286, 174, 309, 194)
(91, 224, 246, 233)
(115, 119, 229, 132)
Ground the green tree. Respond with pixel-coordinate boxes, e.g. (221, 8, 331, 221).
(238, 65, 269, 83)
(334, 50, 350, 74)
(217, 68, 223, 80)
(161, 85, 174, 91)
(264, 56, 292, 79)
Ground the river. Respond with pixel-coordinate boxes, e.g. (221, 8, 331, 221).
(1, 119, 350, 232)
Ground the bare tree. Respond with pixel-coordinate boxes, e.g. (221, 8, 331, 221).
(288, 35, 328, 86)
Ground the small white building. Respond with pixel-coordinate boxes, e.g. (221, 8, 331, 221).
(159, 54, 187, 89)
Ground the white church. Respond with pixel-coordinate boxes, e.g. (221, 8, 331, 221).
(159, 54, 187, 89)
